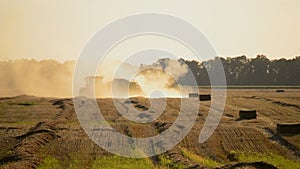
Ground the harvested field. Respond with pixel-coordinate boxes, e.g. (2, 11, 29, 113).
(0, 89, 300, 168)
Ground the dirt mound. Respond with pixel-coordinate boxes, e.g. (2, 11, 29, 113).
(264, 127, 300, 157)
(51, 99, 74, 122)
(162, 149, 201, 169)
(124, 98, 138, 104)
(51, 98, 73, 110)
(124, 97, 150, 111)
(134, 104, 149, 111)
(0, 122, 59, 168)
(218, 162, 277, 169)
(272, 101, 300, 109)
(248, 96, 300, 110)
(154, 122, 172, 133)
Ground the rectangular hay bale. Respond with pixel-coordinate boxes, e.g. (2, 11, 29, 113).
(199, 94, 211, 101)
(189, 93, 199, 98)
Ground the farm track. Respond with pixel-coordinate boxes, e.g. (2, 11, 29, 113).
(0, 89, 299, 168)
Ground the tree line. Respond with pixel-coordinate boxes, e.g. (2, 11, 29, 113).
(179, 55, 300, 86)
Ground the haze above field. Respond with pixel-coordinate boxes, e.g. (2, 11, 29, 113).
(1, 56, 299, 97)
(1, 0, 300, 62)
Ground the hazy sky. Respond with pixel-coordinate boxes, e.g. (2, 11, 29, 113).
(1, 0, 300, 62)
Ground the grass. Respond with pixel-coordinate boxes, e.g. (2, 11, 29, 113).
(229, 151, 300, 169)
(65, 120, 81, 126)
(66, 154, 85, 169)
(0, 121, 37, 126)
(38, 153, 185, 169)
(16, 102, 35, 106)
(91, 155, 154, 169)
(180, 148, 223, 168)
(98, 120, 117, 125)
(37, 151, 92, 169)
(38, 156, 62, 169)
(158, 155, 186, 169)
(5, 101, 36, 106)
(0, 103, 9, 116)
(0, 101, 35, 117)
(37, 154, 187, 169)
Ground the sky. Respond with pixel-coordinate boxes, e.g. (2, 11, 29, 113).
(1, 0, 300, 62)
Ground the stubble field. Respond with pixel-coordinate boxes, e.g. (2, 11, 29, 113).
(0, 89, 299, 169)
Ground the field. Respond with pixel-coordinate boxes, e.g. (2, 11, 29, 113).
(0, 89, 299, 169)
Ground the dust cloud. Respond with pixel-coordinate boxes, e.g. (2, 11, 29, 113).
(134, 59, 188, 97)
(0, 58, 189, 98)
(0, 59, 75, 97)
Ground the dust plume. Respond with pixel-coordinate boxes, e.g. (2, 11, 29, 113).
(0, 59, 75, 97)
(134, 58, 188, 97)
(0, 58, 189, 98)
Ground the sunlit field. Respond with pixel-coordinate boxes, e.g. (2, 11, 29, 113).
(0, 89, 299, 168)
